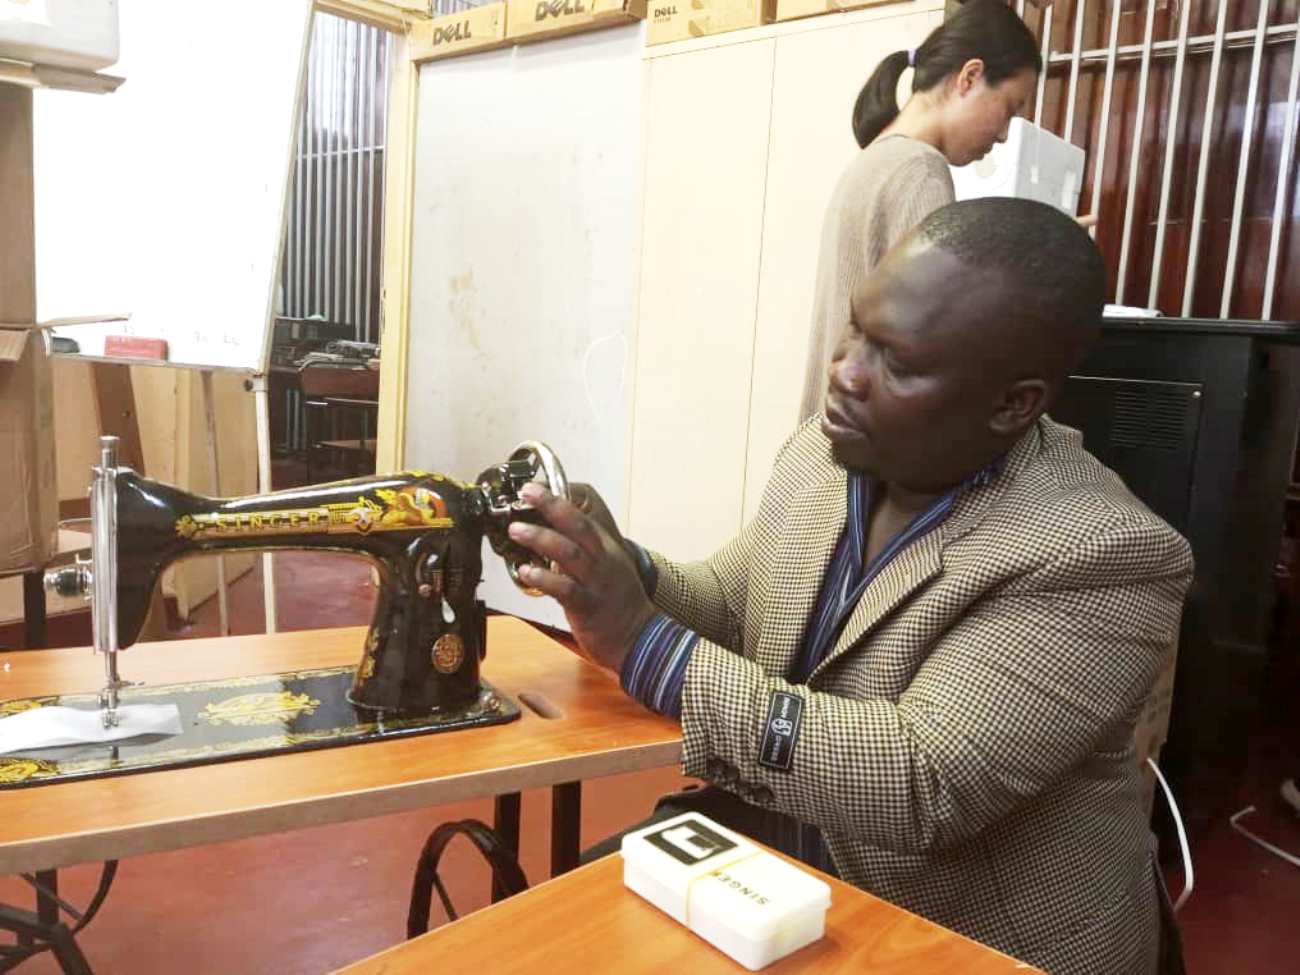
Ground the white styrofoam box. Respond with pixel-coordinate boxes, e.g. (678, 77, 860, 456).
(621, 812, 832, 971)
(0, 0, 119, 71)
(950, 117, 1085, 217)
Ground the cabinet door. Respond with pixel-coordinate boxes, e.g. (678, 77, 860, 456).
(742, 5, 944, 520)
(628, 39, 776, 560)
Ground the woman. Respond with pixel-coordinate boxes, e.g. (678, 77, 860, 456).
(799, 0, 1042, 421)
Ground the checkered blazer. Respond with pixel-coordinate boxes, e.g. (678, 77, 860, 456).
(647, 416, 1192, 975)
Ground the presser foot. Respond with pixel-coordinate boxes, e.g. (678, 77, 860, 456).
(97, 679, 139, 729)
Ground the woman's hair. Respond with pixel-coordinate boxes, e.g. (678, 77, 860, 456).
(851, 0, 1041, 149)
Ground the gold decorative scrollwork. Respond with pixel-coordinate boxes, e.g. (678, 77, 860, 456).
(199, 691, 321, 727)
(0, 758, 57, 785)
(174, 484, 454, 541)
(0, 698, 48, 717)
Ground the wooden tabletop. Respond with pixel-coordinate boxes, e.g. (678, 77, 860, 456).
(0, 617, 682, 875)
(336, 851, 1042, 975)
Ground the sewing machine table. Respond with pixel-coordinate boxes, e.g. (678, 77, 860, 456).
(0, 617, 682, 878)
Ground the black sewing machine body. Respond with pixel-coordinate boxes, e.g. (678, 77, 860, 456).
(120, 471, 502, 713)
(49, 440, 565, 721)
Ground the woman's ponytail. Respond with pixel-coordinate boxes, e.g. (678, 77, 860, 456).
(850, 0, 1040, 149)
(852, 50, 911, 149)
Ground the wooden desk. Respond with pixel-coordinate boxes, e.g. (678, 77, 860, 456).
(336, 851, 1043, 974)
(0, 617, 682, 875)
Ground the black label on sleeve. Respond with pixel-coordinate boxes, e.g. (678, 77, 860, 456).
(758, 691, 803, 772)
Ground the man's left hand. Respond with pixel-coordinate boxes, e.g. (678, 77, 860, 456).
(506, 482, 657, 673)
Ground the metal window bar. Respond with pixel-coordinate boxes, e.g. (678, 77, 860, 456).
(1182, 0, 1230, 317)
(355, 21, 367, 338)
(1147, 0, 1193, 311)
(332, 16, 341, 326)
(281, 14, 389, 335)
(342, 18, 353, 332)
(351, 17, 361, 331)
(330, 19, 342, 324)
(1063, 0, 1087, 143)
(1034, 3, 1053, 127)
(341, 20, 351, 325)
(1047, 22, 1298, 67)
(1114, 0, 1158, 306)
(367, 26, 383, 345)
(1263, 8, 1300, 321)
(1087, 0, 1122, 242)
(275, 13, 391, 451)
(314, 17, 325, 321)
(1040, 1, 1298, 320)
(295, 57, 306, 323)
(1220, 3, 1273, 320)
(433, 0, 479, 14)
(364, 27, 377, 346)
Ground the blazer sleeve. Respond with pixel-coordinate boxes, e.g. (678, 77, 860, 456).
(642, 521, 752, 653)
(677, 513, 1193, 856)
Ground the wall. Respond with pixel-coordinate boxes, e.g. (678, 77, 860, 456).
(402, 24, 646, 628)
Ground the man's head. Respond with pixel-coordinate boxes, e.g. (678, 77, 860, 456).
(823, 197, 1105, 491)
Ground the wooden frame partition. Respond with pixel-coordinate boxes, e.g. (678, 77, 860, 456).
(309, 0, 423, 474)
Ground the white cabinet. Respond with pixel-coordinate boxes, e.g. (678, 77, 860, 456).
(627, 39, 777, 561)
(745, 6, 944, 521)
(630, 2, 945, 557)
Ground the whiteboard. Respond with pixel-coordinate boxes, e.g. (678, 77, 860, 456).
(404, 25, 645, 629)
(33, 1, 312, 372)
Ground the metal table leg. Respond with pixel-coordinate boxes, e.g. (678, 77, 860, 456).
(35, 870, 59, 929)
(22, 570, 46, 649)
(551, 781, 582, 877)
(0, 901, 93, 975)
(492, 793, 521, 904)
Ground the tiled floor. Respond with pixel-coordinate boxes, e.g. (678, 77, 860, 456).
(3, 544, 1298, 972)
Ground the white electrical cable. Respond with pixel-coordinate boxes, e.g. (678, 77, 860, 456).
(1230, 806, 1300, 870)
(1147, 757, 1194, 911)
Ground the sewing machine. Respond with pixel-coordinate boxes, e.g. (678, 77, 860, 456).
(45, 436, 568, 728)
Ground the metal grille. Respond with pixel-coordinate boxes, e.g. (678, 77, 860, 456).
(432, 0, 481, 12)
(1111, 385, 1195, 449)
(1016, 0, 1300, 322)
(279, 13, 392, 344)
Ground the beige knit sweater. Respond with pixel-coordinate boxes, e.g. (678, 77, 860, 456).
(798, 134, 955, 422)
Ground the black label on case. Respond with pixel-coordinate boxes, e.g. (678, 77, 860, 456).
(758, 691, 803, 772)
(644, 817, 738, 865)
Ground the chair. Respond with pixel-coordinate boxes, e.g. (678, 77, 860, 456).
(297, 363, 380, 482)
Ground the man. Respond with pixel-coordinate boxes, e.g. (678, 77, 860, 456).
(507, 198, 1192, 974)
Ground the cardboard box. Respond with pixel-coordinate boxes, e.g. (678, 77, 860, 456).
(409, 2, 509, 63)
(646, 0, 774, 45)
(0, 326, 58, 575)
(506, 0, 646, 44)
(773, 0, 903, 24)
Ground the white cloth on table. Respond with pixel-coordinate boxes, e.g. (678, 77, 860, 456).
(0, 704, 182, 755)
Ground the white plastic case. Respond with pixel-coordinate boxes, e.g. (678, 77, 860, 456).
(621, 812, 832, 971)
